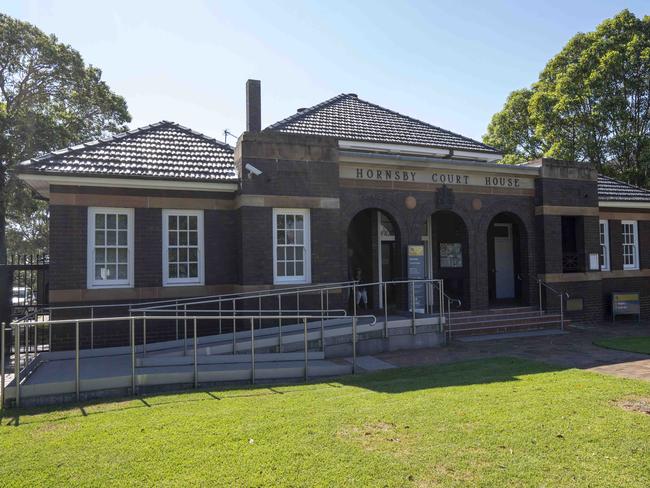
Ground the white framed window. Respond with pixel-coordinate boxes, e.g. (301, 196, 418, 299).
(622, 220, 640, 270)
(162, 210, 204, 286)
(273, 208, 311, 284)
(87, 207, 134, 288)
(599, 220, 610, 271)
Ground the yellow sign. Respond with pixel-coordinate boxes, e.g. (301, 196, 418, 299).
(408, 245, 424, 257)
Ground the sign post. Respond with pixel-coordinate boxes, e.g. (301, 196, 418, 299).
(407, 245, 426, 313)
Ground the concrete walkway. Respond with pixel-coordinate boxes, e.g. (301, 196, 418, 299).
(376, 322, 650, 382)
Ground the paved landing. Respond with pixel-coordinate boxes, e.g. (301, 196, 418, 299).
(342, 355, 396, 372)
(377, 323, 650, 383)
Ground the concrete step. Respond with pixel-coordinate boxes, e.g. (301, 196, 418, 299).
(449, 313, 561, 328)
(449, 306, 536, 317)
(449, 310, 550, 325)
(448, 319, 566, 337)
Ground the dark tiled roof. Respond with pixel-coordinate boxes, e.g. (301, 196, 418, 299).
(598, 174, 650, 202)
(266, 93, 500, 154)
(20, 121, 237, 182)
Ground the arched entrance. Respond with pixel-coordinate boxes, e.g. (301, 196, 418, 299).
(487, 212, 528, 305)
(347, 209, 401, 309)
(427, 211, 470, 307)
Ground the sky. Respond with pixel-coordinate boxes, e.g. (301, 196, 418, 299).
(4, 1, 648, 144)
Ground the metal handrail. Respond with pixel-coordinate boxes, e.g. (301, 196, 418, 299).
(132, 280, 358, 311)
(2, 312, 377, 408)
(8, 280, 359, 324)
(537, 278, 570, 330)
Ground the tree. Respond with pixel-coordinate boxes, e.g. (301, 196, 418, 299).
(484, 10, 650, 185)
(0, 13, 131, 263)
(483, 88, 544, 165)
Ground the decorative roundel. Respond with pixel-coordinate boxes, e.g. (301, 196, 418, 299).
(472, 198, 482, 210)
(405, 195, 417, 209)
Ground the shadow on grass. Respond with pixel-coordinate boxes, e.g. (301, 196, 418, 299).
(0, 357, 563, 427)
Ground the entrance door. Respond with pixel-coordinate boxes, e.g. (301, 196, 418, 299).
(494, 223, 515, 299)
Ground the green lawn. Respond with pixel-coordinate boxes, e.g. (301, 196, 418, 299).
(594, 336, 650, 355)
(1, 358, 650, 487)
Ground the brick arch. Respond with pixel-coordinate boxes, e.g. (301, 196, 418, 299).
(482, 208, 536, 306)
(340, 194, 409, 242)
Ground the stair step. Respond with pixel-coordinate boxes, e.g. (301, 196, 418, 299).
(449, 320, 567, 336)
(450, 314, 562, 328)
(450, 311, 553, 324)
(450, 306, 536, 317)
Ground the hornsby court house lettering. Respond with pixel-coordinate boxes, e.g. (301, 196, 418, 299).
(348, 166, 524, 188)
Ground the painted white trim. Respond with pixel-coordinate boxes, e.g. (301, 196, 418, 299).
(338, 140, 502, 162)
(19, 173, 238, 198)
(339, 140, 451, 158)
(162, 209, 205, 287)
(272, 208, 311, 285)
(87, 207, 134, 289)
(622, 220, 640, 271)
(599, 220, 610, 271)
(599, 200, 650, 209)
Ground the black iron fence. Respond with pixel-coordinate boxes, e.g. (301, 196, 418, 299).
(1, 254, 49, 322)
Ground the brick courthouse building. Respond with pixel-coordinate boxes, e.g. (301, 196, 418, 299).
(18, 80, 650, 346)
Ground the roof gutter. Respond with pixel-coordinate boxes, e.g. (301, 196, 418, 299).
(19, 173, 239, 199)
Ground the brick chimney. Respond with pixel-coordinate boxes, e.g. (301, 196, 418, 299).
(246, 79, 261, 132)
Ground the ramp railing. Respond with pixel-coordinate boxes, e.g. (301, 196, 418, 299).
(133, 278, 447, 338)
(2, 313, 377, 408)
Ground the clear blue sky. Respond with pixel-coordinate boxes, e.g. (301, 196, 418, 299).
(4, 1, 648, 144)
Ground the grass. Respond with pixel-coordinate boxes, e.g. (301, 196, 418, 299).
(1, 357, 650, 487)
(594, 336, 650, 355)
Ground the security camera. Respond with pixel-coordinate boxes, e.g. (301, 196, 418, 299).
(245, 163, 263, 178)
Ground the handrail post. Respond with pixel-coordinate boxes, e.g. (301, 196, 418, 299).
(1, 322, 5, 407)
(258, 296, 262, 330)
(175, 300, 179, 340)
(75, 320, 80, 402)
(193, 317, 198, 389)
(48, 320, 52, 352)
(232, 313, 237, 355)
(24, 323, 29, 364)
(411, 281, 416, 335)
(218, 299, 222, 335)
(352, 316, 357, 374)
(183, 304, 187, 356)
(352, 281, 357, 317)
(538, 279, 543, 316)
(383, 281, 388, 338)
(34, 320, 38, 356)
(297, 291, 300, 320)
(232, 299, 236, 352)
(320, 290, 324, 347)
(90, 306, 94, 350)
(143, 316, 147, 356)
(251, 317, 255, 384)
(439, 281, 445, 335)
(303, 317, 308, 383)
(560, 293, 564, 331)
(14, 323, 20, 408)
(130, 317, 136, 396)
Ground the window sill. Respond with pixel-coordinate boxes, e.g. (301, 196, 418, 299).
(87, 283, 133, 290)
(273, 278, 311, 286)
(163, 281, 205, 287)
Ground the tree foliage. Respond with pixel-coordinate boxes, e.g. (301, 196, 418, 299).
(0, 13, 131, 261)
(484, 10, 650, 185)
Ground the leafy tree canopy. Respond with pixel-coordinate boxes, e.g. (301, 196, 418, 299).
(0, 13, 131, 261)
(484, 10, 650, 186)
